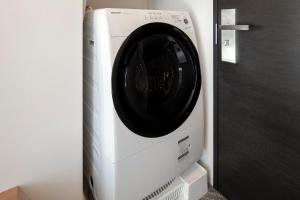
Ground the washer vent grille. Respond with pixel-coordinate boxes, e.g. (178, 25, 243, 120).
(159, 185, 184, 200)
(141, 178, 175, 200)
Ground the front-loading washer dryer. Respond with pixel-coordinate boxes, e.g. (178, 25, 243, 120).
(83, 8, 206, 200)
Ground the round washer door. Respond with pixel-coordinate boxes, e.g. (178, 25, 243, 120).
(112, 22, 201, 138)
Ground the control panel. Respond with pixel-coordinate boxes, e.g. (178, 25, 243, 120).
(107, 9, 194, 37)
(142, 11, 190, 25)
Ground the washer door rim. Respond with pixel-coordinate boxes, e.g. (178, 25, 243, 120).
(112, 22, 202, 138)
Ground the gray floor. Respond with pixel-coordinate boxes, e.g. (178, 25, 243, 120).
(200, 187, 227, 200)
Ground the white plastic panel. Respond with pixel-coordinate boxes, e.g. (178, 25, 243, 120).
(107, 10, 140, 37)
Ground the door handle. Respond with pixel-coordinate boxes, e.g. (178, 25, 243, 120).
(220, 9, 251, 63)
(219, 25, 250, 31)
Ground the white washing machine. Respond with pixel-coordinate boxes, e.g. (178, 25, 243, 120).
(83, 8, 206, 200)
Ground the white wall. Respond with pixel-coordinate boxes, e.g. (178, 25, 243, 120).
(86, 0, 148, 9)
(0, 1, 83, 199)
(148, 0, 214, 185)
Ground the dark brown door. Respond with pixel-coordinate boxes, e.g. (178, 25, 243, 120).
(215, 0, 300, 199)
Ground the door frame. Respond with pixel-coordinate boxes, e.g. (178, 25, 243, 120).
(213, 0, 220, 189)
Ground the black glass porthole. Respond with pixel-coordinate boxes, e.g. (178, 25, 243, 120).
(112, 22, 201, 138)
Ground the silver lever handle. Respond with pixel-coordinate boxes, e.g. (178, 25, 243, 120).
(219, 25, 250, 31)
